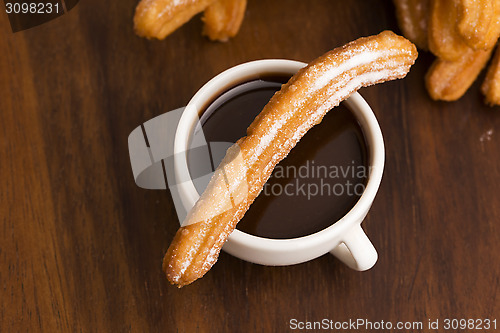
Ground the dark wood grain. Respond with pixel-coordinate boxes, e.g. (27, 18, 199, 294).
(1, 0, 499, 332)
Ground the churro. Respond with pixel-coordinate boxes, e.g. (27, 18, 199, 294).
(163, 31, 417, 287)
(425, 47, 493, 101)
(134, 0, 214, 39)
(393, 0, 430, 50)
(394, 0, 500, 103)
(481, 45, 500, 105)
(134, 0, 247, 41)
(202, 0, 247, 41)
(457, 0, 500, 50)
(428, 0, 471, 61)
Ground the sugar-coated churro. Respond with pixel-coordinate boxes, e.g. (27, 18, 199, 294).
(163, 31, 417, 287)
(134, 0, 247, 41)
(457, 0, 500, 50)
(202, 0, 247, 41)
(393, 0, 430, 50)
(428, 0, 471, 61)
(425, 47, 493, 101)
(134, 0, 214, 39)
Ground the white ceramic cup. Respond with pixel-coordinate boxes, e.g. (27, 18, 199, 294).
(173, 59, 383, 271)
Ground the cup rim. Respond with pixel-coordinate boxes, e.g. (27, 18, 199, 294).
(173, 59, 385, 251)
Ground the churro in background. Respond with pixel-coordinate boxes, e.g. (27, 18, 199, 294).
(134, 0, 247, 41)
(394, 0, 500, 105)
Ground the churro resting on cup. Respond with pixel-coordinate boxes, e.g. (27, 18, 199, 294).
(163, 31, 417, 287)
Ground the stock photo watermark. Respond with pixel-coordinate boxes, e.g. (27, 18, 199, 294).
(261, 161, 370, 200)
(288, 317, 498, 331)
(128, 106, 372, 226)
(3, 0, 79, 32)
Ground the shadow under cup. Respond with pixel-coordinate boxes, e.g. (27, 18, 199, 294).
(185, 74, 370, 240)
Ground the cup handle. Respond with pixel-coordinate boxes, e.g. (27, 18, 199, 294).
(329, 224, 378, 271)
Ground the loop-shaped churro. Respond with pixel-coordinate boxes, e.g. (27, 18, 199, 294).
(202, 0, 247, 41)
(428, 0, 471, 61)
(457, 0, 500, 50)
(394, 0, 500, 103)
(163, 31, 418, 287)
(134, 0, 246, 41)
(425, 47, 493, 101)
(134, 0, 214, 39)
(393, 0, 430, 50)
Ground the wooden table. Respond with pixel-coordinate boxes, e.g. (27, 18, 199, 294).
(1, 0, 499, 331)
